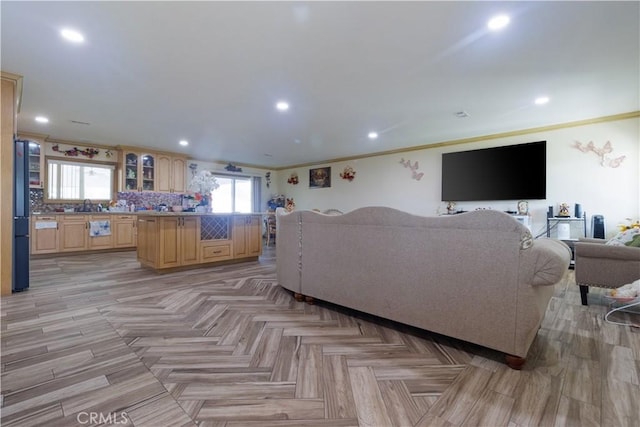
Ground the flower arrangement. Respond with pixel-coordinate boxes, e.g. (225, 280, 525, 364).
(340, 165, 356, 181)
(287, 173, 299, 185)
(618, 218, 640, 232)
(189, 170, 220, 195)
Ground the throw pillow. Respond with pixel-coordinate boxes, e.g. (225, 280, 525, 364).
(606, 228, 640, 246)
(625, 234, 640, 247)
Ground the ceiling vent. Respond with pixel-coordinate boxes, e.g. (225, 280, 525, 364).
(70, 120, 90, 125)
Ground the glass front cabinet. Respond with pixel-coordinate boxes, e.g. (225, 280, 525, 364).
(27, 140, 44, 188)
(122, 150, 156, 192)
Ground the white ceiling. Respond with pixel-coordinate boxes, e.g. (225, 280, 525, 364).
(2, 1, 639, 169)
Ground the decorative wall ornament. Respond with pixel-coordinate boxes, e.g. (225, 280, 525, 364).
(573, 140, 626, 168)
(339, 165, 356, 181)
(224, 163, 243, 172)
(189, 163, 198, 178)
(265, 172, 271, 188)
(51, 144, 100, 159)
(287, 172, 299, 185)
(399, 158, 424, 180)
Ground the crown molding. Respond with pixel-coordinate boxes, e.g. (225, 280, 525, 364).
(272, 111, 640, 171)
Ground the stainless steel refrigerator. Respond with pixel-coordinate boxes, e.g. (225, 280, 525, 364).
(13, 138, 30, 292)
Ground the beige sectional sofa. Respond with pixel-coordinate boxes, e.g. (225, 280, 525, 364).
(276, 207, 571, 368)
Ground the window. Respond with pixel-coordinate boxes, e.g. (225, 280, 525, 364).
(47, 159, 115, 201)
(211, 175, 254, 213)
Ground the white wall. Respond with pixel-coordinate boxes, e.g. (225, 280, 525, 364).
(274, 116, 639, 239)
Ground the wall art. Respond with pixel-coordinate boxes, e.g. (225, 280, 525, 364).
(399, 158, 424, 180)
(309, 167, 331, 188)
(573, 140, 625, 168)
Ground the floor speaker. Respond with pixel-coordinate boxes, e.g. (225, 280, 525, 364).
(592, 215, 605, 239)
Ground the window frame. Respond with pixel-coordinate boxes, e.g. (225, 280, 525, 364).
(44, 156, 117, 203)
(211, 173, 255, 213)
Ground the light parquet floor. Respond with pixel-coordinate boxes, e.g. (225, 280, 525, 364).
(1, 247, 638, 426)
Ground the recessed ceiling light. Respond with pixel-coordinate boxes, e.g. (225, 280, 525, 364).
(455, 111, 470, 118)
(534, 96, 550, 105)
(179, 140, 189, 146)
(276, 101, 290, 111)
(35, 116, 49, 123)
(60, 28, 84, 43)
(368, 132, 378, 140)
(487, 15, 510, 31)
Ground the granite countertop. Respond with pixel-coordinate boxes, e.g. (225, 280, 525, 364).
(136, 211, 266, 216)
(32, 211, 269, 216)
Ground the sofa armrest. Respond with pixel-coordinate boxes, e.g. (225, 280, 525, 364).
(575, 241, 640, 261)
(522, 238, 571, 286)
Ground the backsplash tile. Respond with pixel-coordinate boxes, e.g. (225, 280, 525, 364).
(30, 189, 185, 213)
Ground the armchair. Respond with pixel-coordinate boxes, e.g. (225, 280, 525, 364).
(574, 238, 640, 305)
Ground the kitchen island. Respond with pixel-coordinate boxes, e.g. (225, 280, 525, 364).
(136, 212, 263, 271)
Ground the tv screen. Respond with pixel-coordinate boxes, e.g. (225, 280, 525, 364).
(441, 141, 546, 201)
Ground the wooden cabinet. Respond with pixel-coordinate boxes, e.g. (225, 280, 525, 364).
(88, 215, 113, 250)
(59, 215, 88, 252)
(121, 150, 156, 192)
(157, 154, 187, 193)
(113, 215, 137, 248)
(137, 217, 158, 266)
(26, 139, 44, 188)
(137, 214, 261, 271)
(233, 215, 262, 258)
(31, 216, 59, 254)
(157, 216, 200, 268)
(31, 214, 137, 255)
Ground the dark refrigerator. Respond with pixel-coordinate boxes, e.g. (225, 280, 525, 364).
(13, 138, 30, 292)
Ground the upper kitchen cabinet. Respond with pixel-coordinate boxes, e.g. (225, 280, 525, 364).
(120, 149, 156, 192)
(17, 134, 45, 188)
(157, 154, 187, 193)
(27, 140, 44, 188)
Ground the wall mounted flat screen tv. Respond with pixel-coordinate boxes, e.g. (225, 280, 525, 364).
(441, 141, 546, 201)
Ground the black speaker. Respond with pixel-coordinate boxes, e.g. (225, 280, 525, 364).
(547, 206, 554, 218)
(592, 215, 605, 239)
(574, 203, 583, 218)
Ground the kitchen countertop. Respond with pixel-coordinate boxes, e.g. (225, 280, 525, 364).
(32, 211, 269, 216)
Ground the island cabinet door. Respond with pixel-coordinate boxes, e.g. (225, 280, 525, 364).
(158, 217, 181, 268)
(233, 216, 262, 258)
(180, 216, 200, 265)
(246, 216, 262, 256)
(137, 218, 158, 266)
(158, 216, 200, 268)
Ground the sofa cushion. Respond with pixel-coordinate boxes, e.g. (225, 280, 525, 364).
(606, 228, 640, 246)
(625, 234, 640, 247)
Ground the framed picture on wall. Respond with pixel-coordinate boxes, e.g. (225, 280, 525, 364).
(309, 167, 331, 188)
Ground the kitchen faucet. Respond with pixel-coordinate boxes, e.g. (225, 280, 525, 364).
(82, 199, 93, 212)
